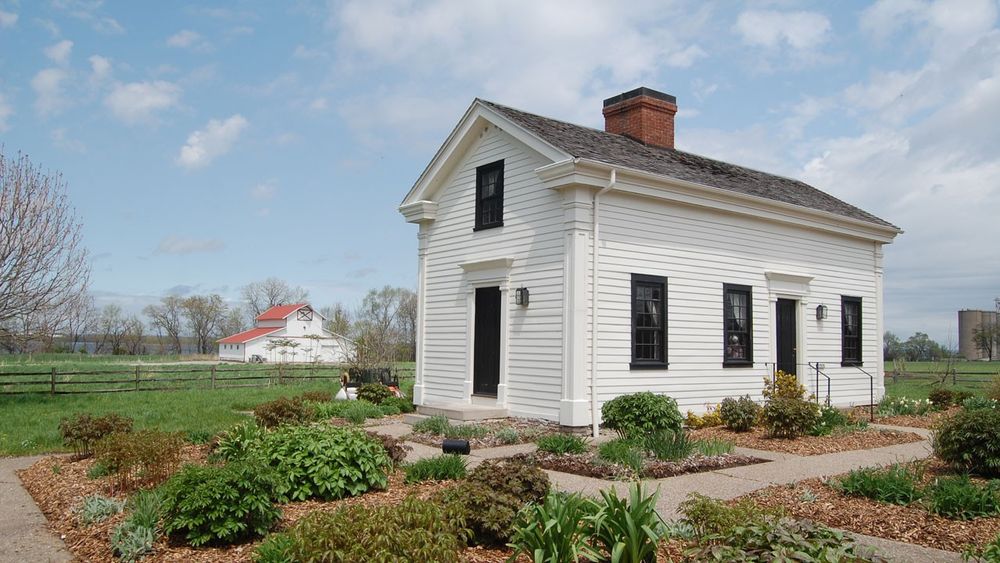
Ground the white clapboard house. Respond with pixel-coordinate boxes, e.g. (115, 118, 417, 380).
(218, 303, 351, 364)
(399, 87, 900, 431)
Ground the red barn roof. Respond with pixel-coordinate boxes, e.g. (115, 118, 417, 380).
(217, 326, 283, 344)
(256, 303, 309, 321)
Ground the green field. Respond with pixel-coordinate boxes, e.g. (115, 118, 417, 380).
(885, 360, 1000, 400)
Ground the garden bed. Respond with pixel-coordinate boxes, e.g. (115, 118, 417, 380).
(513, 450, 766, 480)
(743, 461, 1000, 553)
(689, 426, 925, 455)
(850, 406, 958, 429)
(405, 417, 561, 449)
(18, 450, 513, 562)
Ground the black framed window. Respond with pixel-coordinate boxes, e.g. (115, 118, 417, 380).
(842, 296, 862, 366)
(474, 160, 504, 230)
(723, 284, 753, 366)
(631, 274, 667, 369)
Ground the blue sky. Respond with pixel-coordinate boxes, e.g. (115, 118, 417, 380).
(1, 0, 998, 343)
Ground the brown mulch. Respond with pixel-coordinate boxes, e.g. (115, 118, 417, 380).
(406, 417, 561, 449)
(744, 467, 1000, 552)
(512, 451, 766, 480)
(689, 426, 925, 456)
(18, 450, 513, 562)
(849, 406, 959, 429)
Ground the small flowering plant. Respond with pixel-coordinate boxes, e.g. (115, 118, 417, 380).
(877, 396, 933, 417)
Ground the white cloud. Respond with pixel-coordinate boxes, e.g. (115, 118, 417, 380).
(52, 128, 86, 152)
(251, 181, 276, 200)
(166, 29, 211, 51)
(88, 55, 112, 85)
(0, 94, 12, 132)
(0, 10, 18, 27)
(50, 0, 124, 34)
(155, 236, 225, 255)
(44, 39, 74, 64)
(292, 44, 324, 59)
(666, 44, 707, 68)
(308, 97, 328, 111)
(734, 10, 831, 51)
(104, 81, 181, 124)
(862, 0, 997, 58)
(176, 114, 249, 169)
(31, 68, 69, 116)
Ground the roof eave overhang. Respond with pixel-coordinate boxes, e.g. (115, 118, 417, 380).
(398, 100, 569, 220)
(537, 158, 902, 244)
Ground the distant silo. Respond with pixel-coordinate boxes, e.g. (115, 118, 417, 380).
(959, 309, 999, 360)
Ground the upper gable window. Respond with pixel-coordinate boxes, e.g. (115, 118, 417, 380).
(475, 160, 504, 230)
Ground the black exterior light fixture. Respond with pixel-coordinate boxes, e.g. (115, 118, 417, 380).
(515, 287, 530, 306)
(816, 304, 828, 321)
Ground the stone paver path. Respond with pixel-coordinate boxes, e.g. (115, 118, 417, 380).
(0, 456, 72, 563)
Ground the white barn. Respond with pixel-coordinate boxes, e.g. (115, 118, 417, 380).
(217, 303, 351, 364)
(399, 87, 901, 431)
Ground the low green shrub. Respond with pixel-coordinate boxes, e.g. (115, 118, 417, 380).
(111, 520, 155, 563)
(94, 430, 185, 492)
(356, 383, 394, 405)
(810, 405, 852, 436)
(59, 413, 133, 457)
(692, 438, 735, 457)
(87, 461, 111, 479)
(934, 408, 1000, 477)
(125, 488, 164, 530)
(366, 431, 410, 467)
(160, 460, 281, 546)
(536, 433, 588, 455)
(311, 400, 351, 419)
(953, 391, 975, 405)
(587, 483, 666, 563)
(437, 458, 550, 546)
(404, 454, 467, 483)
(299, 390, 333, 403)
(597, 438, 645, 474)
(644, 429, 693, 461)
(678, 493, 782, 538)
(412, 415, 450, 435)
(494, 427, 520, 445)
(257, 496, 468, 563)
(835, 464, 923, 505)
(76, 494, 124, 525)
(443, 423, 489, 440)
(377, 403, 401, 416)
(719, 395, 760, 432)
(929, 388, 955, 409)
(508, 491, 598, 563)
(253, 397, 315, 428)
(963, 396, 999, 410)
(926, 475, 1000, 520)
(601, 392, 683, 440)
(259, 424, 391, 501)
(380, 395, 415, 413)
(761, 397, 820, 438)
(214, 420, 265, 461)
(763, 370, 808, 401)
(185, 430, 213, 444)
(341, 400, 384, 424)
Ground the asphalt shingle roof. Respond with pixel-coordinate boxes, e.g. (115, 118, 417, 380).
(480, 99, 896, 229)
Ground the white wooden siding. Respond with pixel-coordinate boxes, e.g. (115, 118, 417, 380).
(593, 190, 884, 413)
(421, 124, 565, 419)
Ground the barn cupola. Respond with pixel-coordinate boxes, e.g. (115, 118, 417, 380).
(602, 87, 678, 149)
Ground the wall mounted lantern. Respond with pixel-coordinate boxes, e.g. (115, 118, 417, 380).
(816, 304, 828, 320)
(515, 287, 530, 306)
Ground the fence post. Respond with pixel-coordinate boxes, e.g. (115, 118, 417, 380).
(50, 367, 56, 395)
(278, 364, 285, 385)
(211, 366, 216, 389)
(134, 365, 140, 391)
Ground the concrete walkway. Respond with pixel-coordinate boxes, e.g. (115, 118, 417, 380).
(385, 421, 958, 562)
(0, 456, 72, 563)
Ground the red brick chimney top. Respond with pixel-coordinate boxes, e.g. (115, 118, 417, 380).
(602, 87, 678, 149)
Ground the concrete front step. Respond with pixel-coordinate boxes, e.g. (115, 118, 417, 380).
(411, 403, 508, 422)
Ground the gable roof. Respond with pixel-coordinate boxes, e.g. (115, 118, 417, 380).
(256, 303, 310, 321)
(478, 99, 896, 230)
(218, 326, 283, 344)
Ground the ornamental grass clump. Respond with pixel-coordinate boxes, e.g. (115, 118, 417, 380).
(601, 392, 683, 440)
(508, 491, 598, 563)
(587, 483, 666, 563)
(934, 408, 1000, 477)
(536, 433, 589, 455)
(925, 475, 1000, 520)
(404, 454, 467, 483)
(835, 464, 924, 506)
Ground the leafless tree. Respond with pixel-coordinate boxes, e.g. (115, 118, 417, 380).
(974, 322, 999, 361)
(320, 303, 353, 336)
(180, 294, 227, 354)
(241, 277, 309, 317)
(0, 151, 90, 334)
(143, 296, 185, 354)
(397, 289, 417, 361)
(96, 304, 126, 354)
(62, 293, 96, 353)
(216, 307, 248, 341)
(121, 315, 146, 355)
(353, 286, 410, 365)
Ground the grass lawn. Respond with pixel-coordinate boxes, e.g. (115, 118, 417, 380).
(884, 360, 1000, 401)
(0, 381, 341, 457)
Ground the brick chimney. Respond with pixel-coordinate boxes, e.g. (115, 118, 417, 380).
(602, 87, 677, 149)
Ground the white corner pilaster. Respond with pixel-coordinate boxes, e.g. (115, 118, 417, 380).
(412, 225, 429, 405)
(560, 186, 592, 426)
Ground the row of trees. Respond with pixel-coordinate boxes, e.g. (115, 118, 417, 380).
(883, 331, 957, 362)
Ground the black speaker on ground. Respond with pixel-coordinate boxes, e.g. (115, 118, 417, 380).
(442, 439, 471, 455)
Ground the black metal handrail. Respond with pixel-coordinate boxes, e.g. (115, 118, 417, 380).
(806, 362, 832, 406)
(853, 366, 876, 422)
